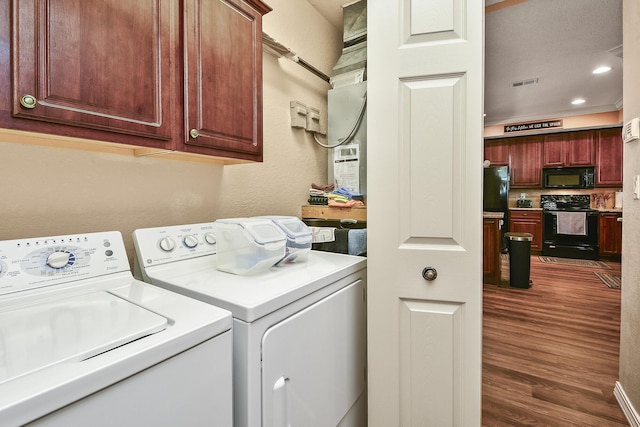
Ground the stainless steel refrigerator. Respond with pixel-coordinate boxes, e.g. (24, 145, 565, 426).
(483, 166, 509, 250)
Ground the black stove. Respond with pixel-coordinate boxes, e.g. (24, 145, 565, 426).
(540, 195, 599, 260)
(540, 194, 594, 211)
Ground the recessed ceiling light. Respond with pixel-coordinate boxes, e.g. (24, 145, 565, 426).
(593, 66, 612, 74)
(572, 98, 586, 105)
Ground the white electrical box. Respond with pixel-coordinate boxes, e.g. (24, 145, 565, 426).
(622, 117, 640, 143)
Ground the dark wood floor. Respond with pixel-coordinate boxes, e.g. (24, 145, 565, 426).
(482, 255, 627, 426)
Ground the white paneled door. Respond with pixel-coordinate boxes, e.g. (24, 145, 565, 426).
(367, 0, 484, 426)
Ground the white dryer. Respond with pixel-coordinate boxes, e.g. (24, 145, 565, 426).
(0, 231, 233, 427)
(133, 222, 367, 427)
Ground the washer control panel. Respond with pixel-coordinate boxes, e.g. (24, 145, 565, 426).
(0, 231, 129, 296)
(133, 222, 217, 268)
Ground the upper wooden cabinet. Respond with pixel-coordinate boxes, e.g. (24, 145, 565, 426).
(543, 131, 595, 167)
(2, 0, 271, 162)
(484, 138, 509, 166)
(9, 0, 178, 150)
(509, 136, 542, 188)
(182, 0, 269, 159)
(596, 128, 623, 187)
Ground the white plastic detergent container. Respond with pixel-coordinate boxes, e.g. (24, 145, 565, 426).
(255, 216, 313, 264)
(213, 218, 287, 275)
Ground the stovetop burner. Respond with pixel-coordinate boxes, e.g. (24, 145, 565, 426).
(540, 194, 593, 211)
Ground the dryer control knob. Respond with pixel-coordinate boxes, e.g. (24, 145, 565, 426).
(47, 251, 71, 269)
(158, 237, 176, 252)
(204, 232, 216, 245)
(183, 235, 199, 249)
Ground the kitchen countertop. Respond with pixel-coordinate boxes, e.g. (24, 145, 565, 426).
(509, 207, 543, 211)
(483, 211, 505, 219)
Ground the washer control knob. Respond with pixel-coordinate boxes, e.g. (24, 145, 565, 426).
(204, 232, 216, 245)
(158, 237, 176, 252)
(47, 251, 71, 269)
(183, 235, 199, 249)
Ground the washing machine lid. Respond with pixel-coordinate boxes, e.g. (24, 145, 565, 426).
(144, 250, 366, 322)
(0, 290, 167, 384)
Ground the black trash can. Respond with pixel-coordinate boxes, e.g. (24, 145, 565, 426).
(505, 232, 533, 288)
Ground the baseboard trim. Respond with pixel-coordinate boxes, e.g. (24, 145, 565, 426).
(614, 381, 640, 427)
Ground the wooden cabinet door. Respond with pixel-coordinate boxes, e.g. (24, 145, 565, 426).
(567, 130, 595, 166)
(596, 128, 623, 186)
(599, 212, 622, 256)
(10, 0, 178, 149)
(509, 211, 542, 250)
(510, 136, 542, 188)
(484, 138, 509, 166)
(543, 132, 567, 167)
(183, 0, 270, 161)
(483, 218, 502, 285)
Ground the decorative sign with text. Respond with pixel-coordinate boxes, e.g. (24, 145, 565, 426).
(504, 119, 563, 133)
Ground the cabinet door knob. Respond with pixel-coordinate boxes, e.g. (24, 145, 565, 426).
(422, 267, 438, 281)
(190, 129, 199, 139)
(20, 94, 37, 109)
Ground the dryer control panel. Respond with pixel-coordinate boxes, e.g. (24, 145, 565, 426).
(133, 222, 217, 268)
(0, 231, 129, 296)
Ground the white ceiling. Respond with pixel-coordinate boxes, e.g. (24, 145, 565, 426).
(308, 0, 623, 127)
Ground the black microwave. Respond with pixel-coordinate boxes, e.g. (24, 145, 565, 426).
(542, 166, 595, 189)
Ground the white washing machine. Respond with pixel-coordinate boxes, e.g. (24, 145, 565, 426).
(0, 231, 233, 427)
(132, 222, 367, 427)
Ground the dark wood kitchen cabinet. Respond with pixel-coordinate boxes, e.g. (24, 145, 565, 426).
(483, 216, 502, 285)
(509, 210, 542, 251)
(484, 138, 509, 166)
(599, 212, 622, 257)
(2, 0, 270, 162)
(596, 128, 623, 187)
(543, 131, 595, 167)
(509, 136, 542, 188)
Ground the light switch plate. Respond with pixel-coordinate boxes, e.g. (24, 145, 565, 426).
(634, 175, 640, 200)
(289, 101, 307, 128)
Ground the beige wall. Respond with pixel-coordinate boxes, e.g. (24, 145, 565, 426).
(619, 0, 640, 413)
(0, 0, 342, 265)
(484, 110, 623, 138)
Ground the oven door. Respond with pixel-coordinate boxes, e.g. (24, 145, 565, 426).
(543, 210, 599, 245)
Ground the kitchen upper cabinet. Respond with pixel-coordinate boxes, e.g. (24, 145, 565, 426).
(599, 212, 622, 257)
(484, 138, 509, 166)
(510, 136, 542, 188)
(543, 131, 595, 167)
(567, 130, 595, 166)
(2, 0, 271, 162)
(182, 0, 268, 159)
(596, 128, 623, 187)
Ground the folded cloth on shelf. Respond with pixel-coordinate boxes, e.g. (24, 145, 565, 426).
(328, 199, 365, 207)
(311, 183, 335, 192)
(557, 211, 586, 235)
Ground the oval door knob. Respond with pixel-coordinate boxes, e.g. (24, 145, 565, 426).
(190, 129, 199, 139)
(422, 267, 438, 281)
(20, 94, 37, 109)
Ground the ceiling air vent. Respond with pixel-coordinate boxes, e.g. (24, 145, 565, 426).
(510, 78, 539, 88)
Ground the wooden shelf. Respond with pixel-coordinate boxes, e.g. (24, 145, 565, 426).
(301, 205, 367, 222)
